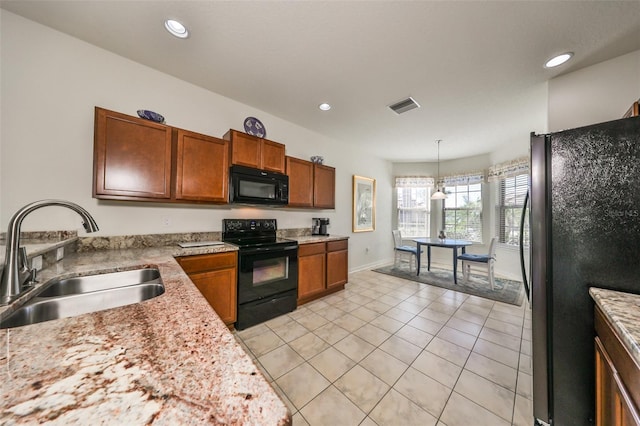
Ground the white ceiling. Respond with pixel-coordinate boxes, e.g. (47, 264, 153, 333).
(2, 1, 640, 162)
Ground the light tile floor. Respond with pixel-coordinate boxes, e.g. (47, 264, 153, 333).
(234, 269, 533, 426)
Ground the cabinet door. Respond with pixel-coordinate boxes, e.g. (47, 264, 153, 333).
(190, 268, 237, 325)
(327, 240, 348, 288)
(228, 130, 261, 169)
(596, 336, 640, 426)
(286, 156, 314, 207)
(298, 244, 326, 300)
(313, 164, 336, 209)
(175, 130, 229, 202)
(596, 336, 617, 426)
(94, 107, 172, 200)
(261, 139, 286, 173)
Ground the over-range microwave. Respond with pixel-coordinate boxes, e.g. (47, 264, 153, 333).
(229, 165, 289, 206)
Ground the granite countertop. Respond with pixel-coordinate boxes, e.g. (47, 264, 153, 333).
(291, 235, 349, 244)
(0, 243, 290, 425)
(590, 287, 640, 366)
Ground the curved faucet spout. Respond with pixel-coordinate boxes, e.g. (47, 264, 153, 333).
(1, 200, 99, 305)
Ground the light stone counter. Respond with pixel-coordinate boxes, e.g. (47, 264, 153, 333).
(290, 235, 349, 244)
(0, 243, 290, 425)
(590, 287, 640, 367)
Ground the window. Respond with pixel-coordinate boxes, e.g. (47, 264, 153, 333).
(396, 177, 432, 238)
(497, 173, 529, 246)
(443, 183, 482, 242)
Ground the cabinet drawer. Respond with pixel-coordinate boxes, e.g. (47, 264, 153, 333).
(299, 242, 326, 257)
(177, 251, 237, 273)
(327, 239, 348, 252)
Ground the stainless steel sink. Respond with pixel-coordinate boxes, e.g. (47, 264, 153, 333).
(0, 268, 165, 329)
(38, 268, 162, 297)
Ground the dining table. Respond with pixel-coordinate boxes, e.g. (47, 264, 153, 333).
(412, 238, 473, 284)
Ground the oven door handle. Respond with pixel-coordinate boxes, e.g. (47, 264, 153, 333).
(241, 245, 299, 255)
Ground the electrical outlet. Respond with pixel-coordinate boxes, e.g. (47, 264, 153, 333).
(31, 255, 43, 271)
(162, 216, 171, 227)
(56, 247, 65, 261)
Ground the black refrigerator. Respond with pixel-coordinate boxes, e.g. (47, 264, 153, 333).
(529, 115, 640, 425)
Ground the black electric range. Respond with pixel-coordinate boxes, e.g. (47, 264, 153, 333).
(222, 219, 298, 329)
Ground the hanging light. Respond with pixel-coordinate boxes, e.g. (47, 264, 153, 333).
(431, 139, 447, 200)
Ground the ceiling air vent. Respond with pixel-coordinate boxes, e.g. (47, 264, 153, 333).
(388, 97, 420, 114)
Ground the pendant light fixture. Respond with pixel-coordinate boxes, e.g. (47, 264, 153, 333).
(431, 139, 447, 200)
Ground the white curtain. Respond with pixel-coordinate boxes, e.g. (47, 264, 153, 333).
(487, 157, 529, 182)
(394, 176, 435, 188)
(438, 171, 485, 187)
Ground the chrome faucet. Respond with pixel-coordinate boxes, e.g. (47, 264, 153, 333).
(1, 200, 99, 305)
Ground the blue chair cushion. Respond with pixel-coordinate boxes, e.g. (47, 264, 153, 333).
(458, 253, 491, 263)
(396, 246, 418, 254)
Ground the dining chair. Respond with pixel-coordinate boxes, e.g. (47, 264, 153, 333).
(457, 237, 497, 289)
(392, 230, 419, 271)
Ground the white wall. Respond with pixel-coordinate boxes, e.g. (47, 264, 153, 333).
(549, 49, 640, 131)
(0, 11, 392, 272)
(391, 81, 548, 281)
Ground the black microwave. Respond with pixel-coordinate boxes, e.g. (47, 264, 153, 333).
(229, 165, 289, 206)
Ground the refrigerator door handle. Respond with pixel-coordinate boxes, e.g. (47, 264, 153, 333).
(519, 190, 530, 301)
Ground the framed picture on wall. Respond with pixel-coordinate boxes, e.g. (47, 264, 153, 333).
(352, 175, 376, 232)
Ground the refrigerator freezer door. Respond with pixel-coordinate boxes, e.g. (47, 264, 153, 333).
(531, 116, 640, 425)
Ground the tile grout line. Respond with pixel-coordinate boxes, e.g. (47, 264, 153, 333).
(236, 271, 531, 425)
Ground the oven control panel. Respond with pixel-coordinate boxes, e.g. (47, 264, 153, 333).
(223, 219, 277, 232)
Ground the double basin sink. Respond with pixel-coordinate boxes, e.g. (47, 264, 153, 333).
(0, 267, 165, 329)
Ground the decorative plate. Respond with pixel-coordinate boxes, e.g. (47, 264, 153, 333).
(137, 109, 165, 123)
(244, 116, 266, 138)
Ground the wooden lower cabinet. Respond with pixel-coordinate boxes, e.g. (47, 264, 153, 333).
(298, 243, 326, 300)
(326, 240, 348, 288)
(595, 306, 640, 426)
(177, 252, 238, 327)
(298, 239, 348, 305)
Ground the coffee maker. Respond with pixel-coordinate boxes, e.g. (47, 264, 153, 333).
(312, 218, 330, 236)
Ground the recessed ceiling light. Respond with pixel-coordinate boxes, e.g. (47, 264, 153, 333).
(319, 103, 331, 111)
(164, 19, 189, 39)
(544, 52, 573, 68)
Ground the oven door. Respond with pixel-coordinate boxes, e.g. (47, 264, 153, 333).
(237, 244, 298, 305)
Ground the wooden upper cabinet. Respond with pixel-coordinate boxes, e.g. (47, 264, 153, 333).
(227, 130, 261, 168)
(285, 156, 336, 209)
(262, 139, 286, 172)
(94, 107, 172, 200)
(224, 129, 285, 173)
(94, 107, 230, 204)
(623, 101, 639, 118)
(174, 129, 229, 203)
(286, 156, 314, 207)
(313, 164, 336, 209)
